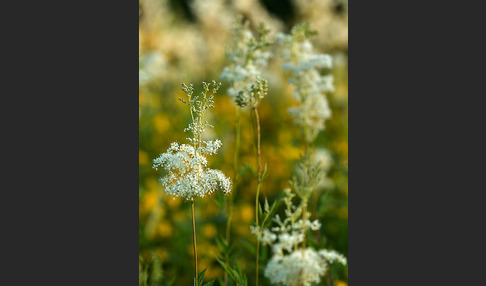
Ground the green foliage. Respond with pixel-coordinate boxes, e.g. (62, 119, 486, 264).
(139, 253, 174, 286)
(197, 268, 216, 286)
(216, 257, 248, 286)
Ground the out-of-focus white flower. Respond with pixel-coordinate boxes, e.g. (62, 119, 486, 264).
(278, 24, 334, 143)
(319, 249, 348, 265)
(220, 18, 272, 99)
(265, 248, 327, 286)
(251, 225, 278, 245)
(252, 186, 346, 286)
(265, 247, 347, 286)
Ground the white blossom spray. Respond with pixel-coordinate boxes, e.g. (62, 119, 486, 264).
(153, 81, 232, 285)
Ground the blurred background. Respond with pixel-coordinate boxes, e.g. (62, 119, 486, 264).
(139, 0, 348, 285)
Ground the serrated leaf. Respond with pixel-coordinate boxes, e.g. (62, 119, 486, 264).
(215, 237, 228, 253)
(216, 258, 240, 283)
(198, 268, 207, 286)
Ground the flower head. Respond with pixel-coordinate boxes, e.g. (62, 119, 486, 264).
(153, 81, 232, 201)
(220, 17, 272, 105)
(277, 23, 334, 144)
(252, 186, 346, 286)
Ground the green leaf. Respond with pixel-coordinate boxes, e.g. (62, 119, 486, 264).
(215, 237, 228, 253)
(216, 258, 240, 283)
(203, 280, 215, 286)
(258, 203, 263, 221)
(198, 268, 207, 286)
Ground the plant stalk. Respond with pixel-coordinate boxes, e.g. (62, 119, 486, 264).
(254, 107, 262, 286)
(192, 201, 198, 286)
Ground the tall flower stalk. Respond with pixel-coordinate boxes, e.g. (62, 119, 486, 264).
(237, 77, 268, 286)
(251, 188, 346, 286)
(249, 23, 346, 286)
(153, 81, 232, 285)
(220, 17, 271, 286)
(277, 22, 335, 246)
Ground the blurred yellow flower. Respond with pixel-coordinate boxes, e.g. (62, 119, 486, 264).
(153, 114, 169, 134)
(145, 177, 159, 193)
(157, 220, 173, 238)
(336, 140, 348, 159)
(204, 266, 223, 281)
(139, 150, 148, 165)
(141, 190, 157, 212)
(240, 204, 253, 223)
(335, 281, 348, 286)
(202, 224, 217, 239)
(236, 224, 251, 236)
(155, 247, 168, 261)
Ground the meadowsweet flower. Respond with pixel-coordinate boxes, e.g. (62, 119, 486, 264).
(277, 23, 334, 144)
(252, 187, 346, 286)
(318, 249, 348, 265)
(153, 81, 232, 201)
(265, 248, 327, 286)
(153, 141, 231, 200)
(220, 17, 272, 100)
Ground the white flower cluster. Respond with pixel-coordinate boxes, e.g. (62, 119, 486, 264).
(252, 187, 346, 286)
(318, 249, 347, 265)
(153, 141, 232, 201)
(265, 248, 326, 286)
(220, 19, 272, 99)
(276, 24, 334, 143)
(153, 81, 232, 201)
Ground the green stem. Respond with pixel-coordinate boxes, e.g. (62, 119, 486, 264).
(326, 271, 332, 286)
(256, 240, 260, 286)
(192, 201, 198, 286)
(254, 107, 262, 286)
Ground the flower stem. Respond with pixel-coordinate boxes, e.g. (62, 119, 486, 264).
(326, 271, 332, 286)
(256, 240, 260, 286)
(191, 201, 198, 286)
(254, 107, 262, 286)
